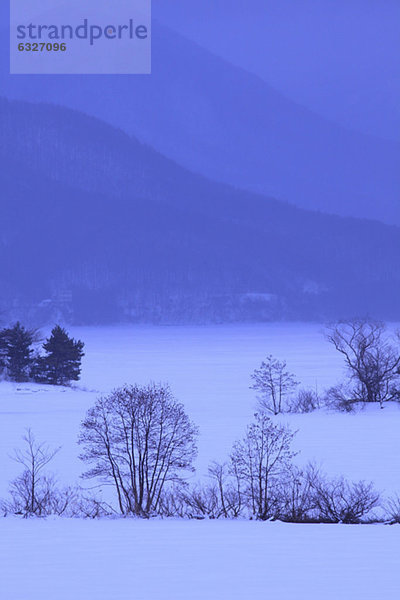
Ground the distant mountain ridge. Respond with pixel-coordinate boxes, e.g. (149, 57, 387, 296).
(155, 0, 400, 143)
(0, 97, 399, 324)
(0, 22, 399, 225)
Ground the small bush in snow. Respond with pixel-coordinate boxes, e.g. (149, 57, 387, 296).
(323, 384, 358, 413)
(288, 389, 321, 413)
(274, 465, 319, 522)
(384, 495, 400, 524)
(311, 475, 380, 524)
(172, 462, 245, 520)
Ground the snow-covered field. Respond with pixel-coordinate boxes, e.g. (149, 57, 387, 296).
(0, 323, 398, 494)
(2, 518, 399, 600)
(0, 323, 399, 599)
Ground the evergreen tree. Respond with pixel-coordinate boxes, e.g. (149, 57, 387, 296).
(0, 332, 7, 372)
(0, 322, 34, 382)
(37, 326, 84, 386)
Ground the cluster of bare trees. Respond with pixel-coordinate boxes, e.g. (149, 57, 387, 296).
(163, 467, 382, 524)
(2, 318, 399, 522)
(250, 319, 400, 414)
(1, 384, 199, 519)
(159, 423, 381, 524)
(1, 394, 390, 524)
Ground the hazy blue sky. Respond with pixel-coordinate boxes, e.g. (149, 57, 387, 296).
(155, 0, 400, 141)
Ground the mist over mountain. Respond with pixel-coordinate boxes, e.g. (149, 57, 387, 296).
(155, 0, 400, 142)
(0, 21, 398, 225)
(0, 3, 398, 324)
(0, 98, 399, 324)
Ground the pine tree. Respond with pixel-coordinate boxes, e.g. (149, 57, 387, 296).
(37, 326, 84, 386)
(0, 331, 7, 372)
(0, 322, 34, 382)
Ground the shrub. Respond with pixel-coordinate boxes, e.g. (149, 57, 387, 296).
(324, 384, 358, 413)
(288, 389, 321, 413)
(385, 495, 400, 524)
(312, 475, 380, 523)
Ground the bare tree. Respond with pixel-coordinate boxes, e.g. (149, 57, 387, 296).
(230, 413, 297, 520)
(1, 429, 76, 517)
(275, 464, 319, 522)
(12, 429, 59, 515)
(251, 355, 299, 414)
(325, 319, 400, 408)
(208, 461, 243, 518)
(79, 383, 198, 516)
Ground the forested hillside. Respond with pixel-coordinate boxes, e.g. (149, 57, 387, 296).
(0, 98, 399, 323)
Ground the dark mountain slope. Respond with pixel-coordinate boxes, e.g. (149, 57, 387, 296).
(0, 98, 399, 323)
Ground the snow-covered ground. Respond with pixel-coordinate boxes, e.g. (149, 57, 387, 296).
(0, 323, 398, 494)
(1, 518, 399, 600)
(0, 323, 399, 599)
